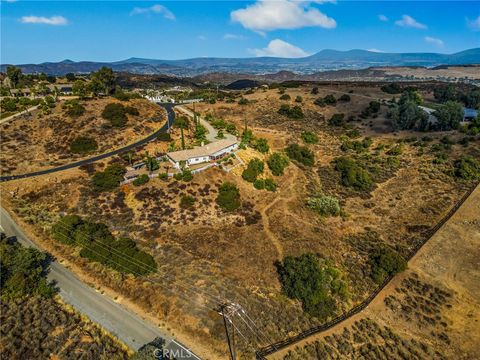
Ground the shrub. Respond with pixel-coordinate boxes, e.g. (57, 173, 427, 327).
(329, 113, 345, 126)
(216, 182, 241, 212)
(278, 104, 304, 119)
(91, 163, 126, 191)
(334, 157, 373, 191)
(280, 94, 291, 101)
(125, 105, 139, 116)
(69, 136, 98, 154)
(339, 94, 351, 102)
(311, 87, 319, 95)
(238, 97, 249, 105)
(295, 96, 303, 103)
(285, 143, 315, 167)
(454, 156, 480, 180)
(314, 98, 326, 107)
(267, 152, 289, 176)
(323, 94, 337, 105)
(253, 178, 265, 190)
(386, 143, 403, 156)
(157, 132, 172, 141)
(242, 158, 264, 182)
(381, 83, 402, 94)
(301, 131, 319, 144)
(181, 169, 193, 181)
(277, 253, 349, 319)
(361, 101, 381, 118)
(369, 247, 407, 284)
(264, 178, 277, 192)
(253, 138, 270, 153)
(307, 195, 341, 217)
(133, 174, 149, 186)
(180, 195, 196, 208)
(63, 100, 85, 118)
(158, 172, 168, 181)
(102, 103, 128, 127)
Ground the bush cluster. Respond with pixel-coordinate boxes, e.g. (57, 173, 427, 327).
(307, 194, 341, 217)
(285, 143, 315, 166)
(132, 174, 149, 186)
(0, 235, 55, 300)
(278, 104, 304, 119)
(69, 136, 98, 154)
(216, 182, 241, 211)
(335, 156, 373, 191)
(454, 156, 480, 180)
(369, 247, 407, 284)
(267, 152, 289, 176)
(63, 99, 85, 118)
(300, 131, 319, 144)
(180, 195, 196, 208)
(242, 158, 264, 182)
(277, 253, 349, 319)
(51, 215, 156, 275)
(102, 103, 138, 127)
(91, 163, 126, 191)
(252, 138, 270, 153)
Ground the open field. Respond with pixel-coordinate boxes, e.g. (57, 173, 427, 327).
(1, 84, 479, 358)
(274, 184, 480, 360)
(0, 97, 166, 175)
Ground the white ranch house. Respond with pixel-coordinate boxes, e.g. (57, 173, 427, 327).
(167, 139, 238, 170)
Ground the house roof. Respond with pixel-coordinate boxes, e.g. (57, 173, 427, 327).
(167, 138, 237, 162)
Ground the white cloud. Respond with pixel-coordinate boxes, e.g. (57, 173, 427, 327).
(424, 36, 444, 47)
(20, 15, 68, 25)
(378, 14, 388, 22)
(223, 33, 246, 40)
(249, 39, 309, 58)
(467, 15, 480, 31)
(231, 0, 336, 32)
(368, 48, 384, 53)
(395, 15, 427, 29)
(130, 4, 175, 20)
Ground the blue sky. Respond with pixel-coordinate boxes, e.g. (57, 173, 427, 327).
(1, 1, 479, 64)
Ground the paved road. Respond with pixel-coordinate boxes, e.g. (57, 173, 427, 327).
(0, 105, 40, 125)
(0, 103, 176, 182)
(0, 207, 201, 359)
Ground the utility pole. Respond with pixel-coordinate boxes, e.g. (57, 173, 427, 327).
(220, 303, 243, 360)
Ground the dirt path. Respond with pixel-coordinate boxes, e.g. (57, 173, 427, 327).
(267, 183, 480, 359)
(260, 168, 300, 260)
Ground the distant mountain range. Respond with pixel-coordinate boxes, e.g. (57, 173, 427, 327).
(2, 48, 479, 77)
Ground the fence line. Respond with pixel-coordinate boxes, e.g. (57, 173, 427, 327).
(256, 181, 479, 359)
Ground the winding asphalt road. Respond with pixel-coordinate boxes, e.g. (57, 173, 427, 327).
(0, 103, 176, 182)
(0, 207, 201, 359)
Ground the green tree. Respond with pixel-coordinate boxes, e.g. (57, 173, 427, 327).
(174, 116, 189, 150)
(6, 66, 22, 88)
(253, 138, 270, 153)
(277, 253, 349, 319)
(91, 67, 115, 95)
(434, 101, 463, 131)
(307, 195, 341, 217)
(267, 152, 289, 176)
(91, 163, 127, 191)
(454, 156, 480, 180)
(65, 72, 76, 82)
(334, 157, 373, 191)
(72, 80, 87, 99)
(242, 158, 264, 182)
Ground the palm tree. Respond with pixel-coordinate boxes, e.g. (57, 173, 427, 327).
(174, 116, 189, 150)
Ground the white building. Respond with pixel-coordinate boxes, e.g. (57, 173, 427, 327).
(167, 139, 238, 169)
